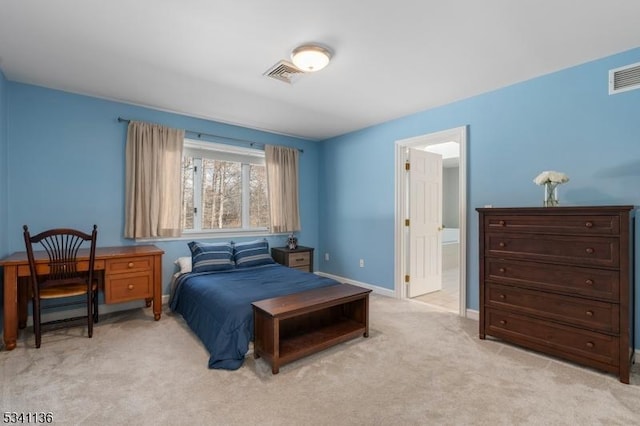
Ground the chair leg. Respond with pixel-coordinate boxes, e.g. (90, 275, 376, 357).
(33, 298, 41, 349)
(87, 291, 93, 338)
(93, 290, 99, 324)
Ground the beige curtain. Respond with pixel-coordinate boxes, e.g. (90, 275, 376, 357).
(265, 145, 300, 233)
(125, 121, 184, 238)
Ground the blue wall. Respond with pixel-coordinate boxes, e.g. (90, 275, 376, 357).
(318, 47, 640, 314)
(5, 83, 322, 294)
(0, 69, 7, 259)
(0, 69, 7, 316)
(2, 47, 640, 344)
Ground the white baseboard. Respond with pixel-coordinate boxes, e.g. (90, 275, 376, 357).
(314, 272, 396, 298)
(24, 295, 170, 327)
(317, 271, 481, 322)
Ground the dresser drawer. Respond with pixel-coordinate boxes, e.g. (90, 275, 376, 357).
(485, 258, 619, 300)
(486, 234, 619, 268)
(287, 252, 310, 268)
(485, 308, 619, 367)
(107, 256, 153, 274)
(485, 283, 619, 333)
(485, 215, 620, 236)
(105, 271, 152, 303)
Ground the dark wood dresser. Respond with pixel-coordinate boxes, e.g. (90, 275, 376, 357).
(477, 206, 635, 383)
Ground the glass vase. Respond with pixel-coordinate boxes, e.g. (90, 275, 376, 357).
(543, 182, 559, 207)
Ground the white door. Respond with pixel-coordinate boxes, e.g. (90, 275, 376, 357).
(408, 148, 443, 297)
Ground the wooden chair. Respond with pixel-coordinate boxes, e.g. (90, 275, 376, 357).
(23, 225, 98, 348)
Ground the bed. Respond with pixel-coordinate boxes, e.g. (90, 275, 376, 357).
(169, 242, 340, 370)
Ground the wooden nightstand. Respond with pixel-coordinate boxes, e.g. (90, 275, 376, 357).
(271, 246, 314, 272)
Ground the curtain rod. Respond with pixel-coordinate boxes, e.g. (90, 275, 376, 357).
(117, 117, 303, 153)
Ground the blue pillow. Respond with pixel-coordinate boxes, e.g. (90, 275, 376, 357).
(188, 241, 235, 273)
(233, 240, 275, 268)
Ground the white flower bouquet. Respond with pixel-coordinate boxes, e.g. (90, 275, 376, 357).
(533, 171, 569, 186)
(534, 171, 569, 206)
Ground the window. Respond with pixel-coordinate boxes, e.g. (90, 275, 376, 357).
(181, 140, 269, 234)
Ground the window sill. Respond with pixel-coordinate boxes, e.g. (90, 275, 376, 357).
(134, 229, 287, 243)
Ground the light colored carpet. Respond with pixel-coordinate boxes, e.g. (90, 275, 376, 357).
(2, 294, 640, 425)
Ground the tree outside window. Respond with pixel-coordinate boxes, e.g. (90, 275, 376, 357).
(181, 141, 269, 233)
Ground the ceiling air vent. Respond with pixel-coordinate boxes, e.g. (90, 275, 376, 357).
(609, 61, 640, 95)
(264, 60, 304, 84)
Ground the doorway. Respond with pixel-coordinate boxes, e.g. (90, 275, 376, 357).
(394, 126, 467, 316)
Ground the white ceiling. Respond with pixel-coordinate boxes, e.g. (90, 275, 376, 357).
(1, 1, 639, 141)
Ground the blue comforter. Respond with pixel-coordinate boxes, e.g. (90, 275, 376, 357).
(169, 264, 340, 370)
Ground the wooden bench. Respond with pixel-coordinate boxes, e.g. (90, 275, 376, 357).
(252, 283, 371, 374)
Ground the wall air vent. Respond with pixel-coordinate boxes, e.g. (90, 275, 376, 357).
(609, 61, 640, 95)
(264, 60, 304, 84)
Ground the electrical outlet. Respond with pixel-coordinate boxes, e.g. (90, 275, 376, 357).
(359, 259, 365, 267)
(324, 253, 330, 261)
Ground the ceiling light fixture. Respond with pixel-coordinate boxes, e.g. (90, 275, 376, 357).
(291, 44, 332, 72)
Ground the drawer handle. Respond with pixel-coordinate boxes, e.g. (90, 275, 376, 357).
(585, 310, 594, 317)
(498, 220, 506, 226)
(128, 284, 134, 290)
(585, 247, 594, 254)
(295, 258, 305, 262)
(128, 262, 134, 268)
(498, 294, 506, 300)
(498, 267, 506, 273)
(499, 320, 507, 325)
(498, 242, 506, 248)
(585, 221, 593, 228)
(585, 279, 594, 286)
(586, 341, 595, 349)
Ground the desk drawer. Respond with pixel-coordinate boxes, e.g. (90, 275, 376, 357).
(18, 259, 105, 276)
(105, 271, 152, 303)
(107, 256, 153, 274)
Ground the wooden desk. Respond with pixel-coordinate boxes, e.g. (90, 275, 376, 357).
(0, 245, 164, 350)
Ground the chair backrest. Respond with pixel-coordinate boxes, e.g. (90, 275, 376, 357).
(23, 225, 98, 292)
